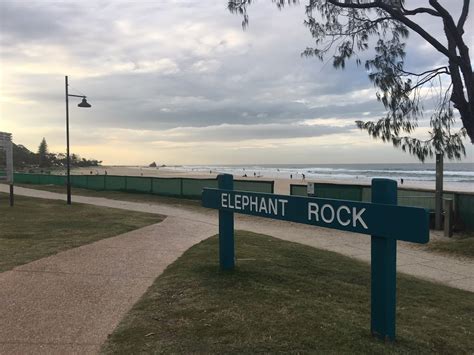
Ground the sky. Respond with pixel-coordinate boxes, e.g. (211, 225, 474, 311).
(1, 0, 473, 165)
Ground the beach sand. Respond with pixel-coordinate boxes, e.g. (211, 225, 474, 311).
(67, 166, 473, 195)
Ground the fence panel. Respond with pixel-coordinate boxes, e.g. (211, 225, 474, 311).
(151, 178, 182, 196)
(104, 175, 126, 190)
(457, 193, 474, 231)
(314, 183, 363, 201)
(71, 175, 88, 188)
(362, 187, 372, 202)
(234, 180, 274, 194)
(87, 175, 106, 190)
(14, 173, 40, 184)
(182, 178, 218, 198)
(290, 184, 307, 196)
(125, 176, 152, 193)
(50, 175, 66, 185)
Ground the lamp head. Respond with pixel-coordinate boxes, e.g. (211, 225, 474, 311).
(78, 97, 91, 108)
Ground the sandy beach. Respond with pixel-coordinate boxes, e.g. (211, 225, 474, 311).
(66, 165, 473, 195)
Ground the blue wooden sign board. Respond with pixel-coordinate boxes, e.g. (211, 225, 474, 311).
(202, 174, 430, 342)
(202, 189, 428, 243)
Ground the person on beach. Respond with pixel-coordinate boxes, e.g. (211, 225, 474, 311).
(401, 178, 404, 185)
(302, 174, 305, 181)
(290, 174, 293, 179)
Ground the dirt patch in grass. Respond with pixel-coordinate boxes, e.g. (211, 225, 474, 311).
(0, 193, 164, 272)
(101, 231, 474, 354)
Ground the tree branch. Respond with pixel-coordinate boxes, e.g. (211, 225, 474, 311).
(458, 0, 470, 32)
(375, 2, 453, 60)
(400, 5, 440, 17)
(327, 0, 380, 10)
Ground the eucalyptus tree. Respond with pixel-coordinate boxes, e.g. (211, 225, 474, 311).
(228, 0, 473, 161)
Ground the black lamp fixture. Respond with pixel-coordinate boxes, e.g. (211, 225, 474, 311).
(78, 97, 91, 108)
(65, 75, 92, 205)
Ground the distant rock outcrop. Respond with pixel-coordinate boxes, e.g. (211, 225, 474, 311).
(149, 161, 157, 168)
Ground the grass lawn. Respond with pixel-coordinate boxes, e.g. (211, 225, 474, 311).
(427, 233, 474, 259)
(101, 231, 474, 354)
(11, 183, 201, 209)
(0, 193, 164, 272)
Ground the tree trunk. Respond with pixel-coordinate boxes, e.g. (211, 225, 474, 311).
(435, 153, 443, 230)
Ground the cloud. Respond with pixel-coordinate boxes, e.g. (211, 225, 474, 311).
(1, 0, 471, 164)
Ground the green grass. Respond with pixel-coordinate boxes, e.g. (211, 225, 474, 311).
(12, 183, 202, 209)
(0, 193, 164, 272)
(101, 231, 474, 354)
(427, 233, 474, 259)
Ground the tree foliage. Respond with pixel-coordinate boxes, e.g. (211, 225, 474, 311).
(37, 137, 50, 168)
(3, 138, 102, 169)
(228, 0, 473, 161)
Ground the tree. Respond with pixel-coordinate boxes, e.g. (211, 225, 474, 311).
(228, 0, 473, 161)
(37, 138, 50, 168)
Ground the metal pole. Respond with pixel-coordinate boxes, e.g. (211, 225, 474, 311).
(435, 153, 443, 230)
(9, 184, 14, 207)
(65, 75, 71, 205)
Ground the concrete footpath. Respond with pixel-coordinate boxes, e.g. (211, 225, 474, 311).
(1, 185, 473, 353)
(0, 216, 216, 354)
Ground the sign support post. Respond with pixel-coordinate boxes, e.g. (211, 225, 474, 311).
(370, 179, 397, 341)
(218, 174, 235, 270)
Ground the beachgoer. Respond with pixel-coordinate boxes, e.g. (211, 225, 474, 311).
(401, 178, 404, 185)
(290, 174, 293, 179)
(105, 170, 107, 175)
(254, 172, 256, 177)
(302, 174, 305, 181)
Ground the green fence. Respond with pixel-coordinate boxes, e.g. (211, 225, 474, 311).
(290, 183, 474, 232)
(13, 173, 274, 200)
(457, 194, 474, 230)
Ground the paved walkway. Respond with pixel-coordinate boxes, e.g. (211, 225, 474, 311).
(0, 216, 216, 354)
(1, 185, 473, 353)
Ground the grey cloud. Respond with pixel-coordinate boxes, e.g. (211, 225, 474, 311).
(2, 0, 461, 151)
(155, 123, 352, 143)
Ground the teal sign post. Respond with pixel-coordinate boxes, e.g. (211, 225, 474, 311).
(202, 174, 430, 342)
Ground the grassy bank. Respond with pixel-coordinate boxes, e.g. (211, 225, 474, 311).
(0, 193, 164, 272)
(102, 231, 474, 354)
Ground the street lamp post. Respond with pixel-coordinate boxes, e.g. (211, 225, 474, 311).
(65, 75, 91, 205)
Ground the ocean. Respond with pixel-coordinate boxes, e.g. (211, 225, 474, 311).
(165, 163, 474, 192)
